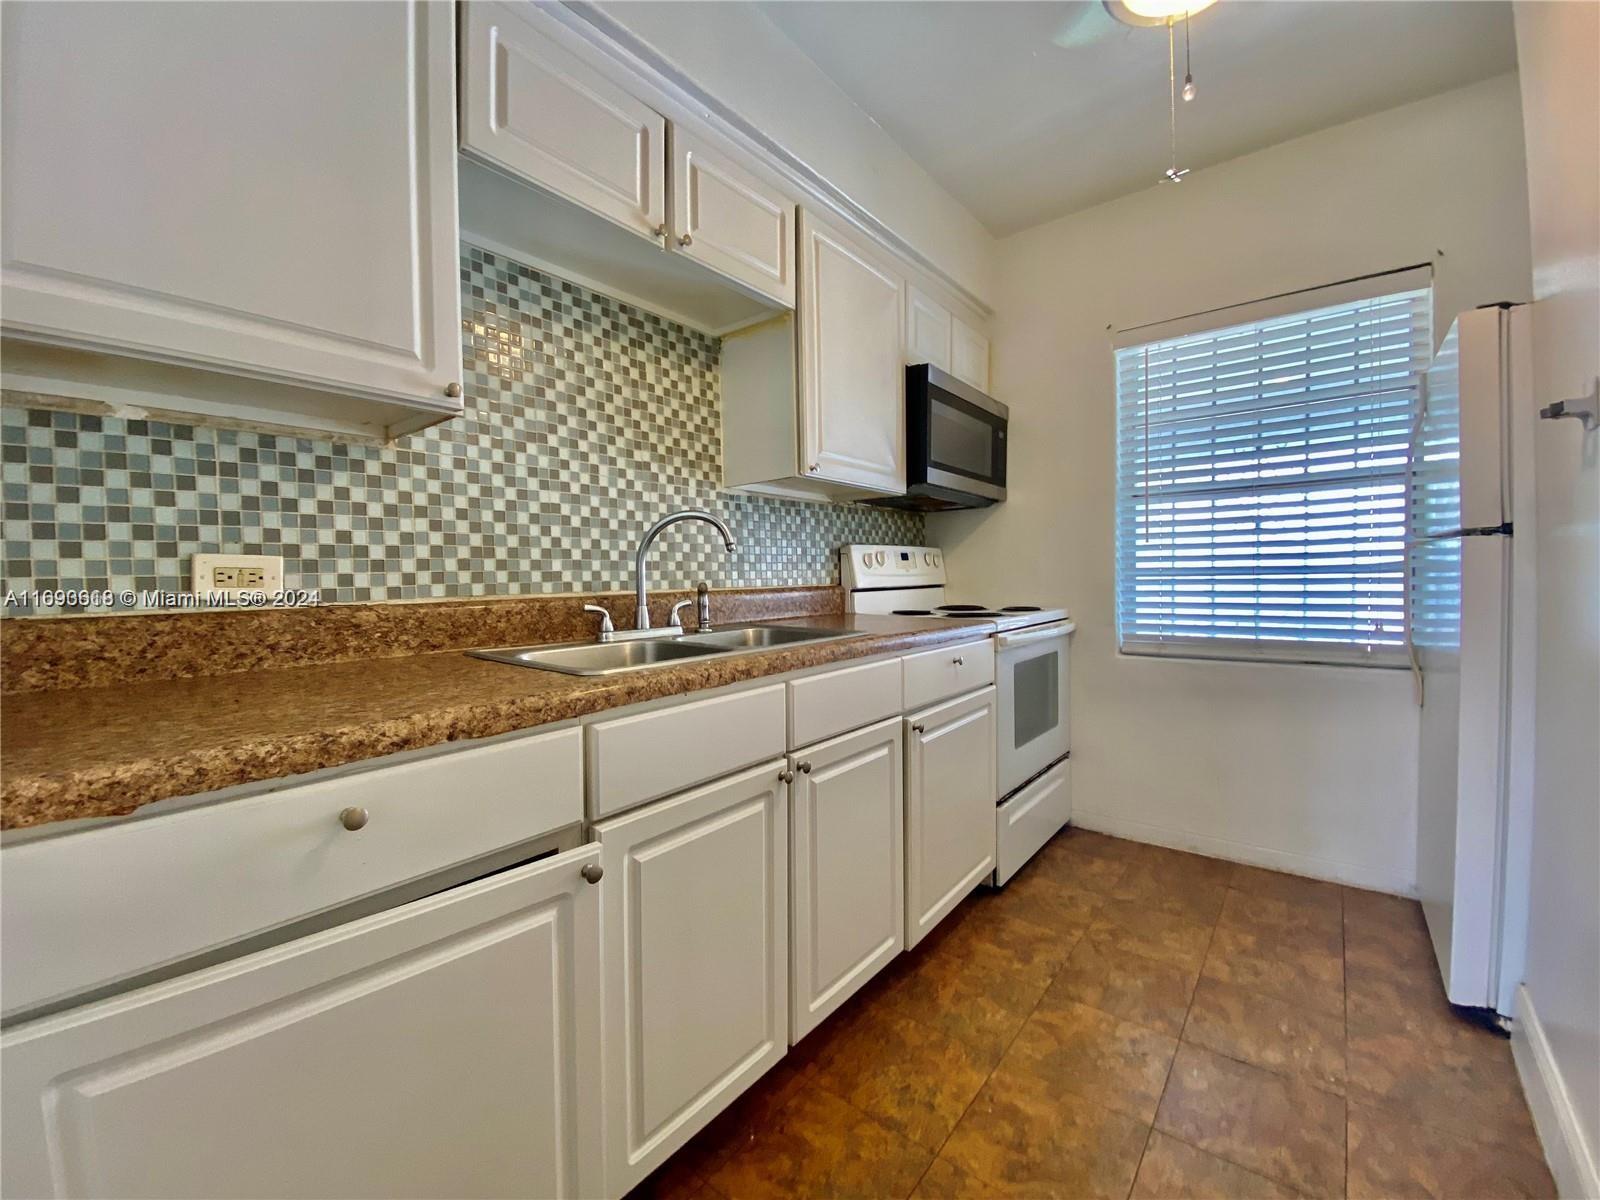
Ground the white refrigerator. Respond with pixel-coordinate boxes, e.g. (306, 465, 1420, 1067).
(1409, 303, 1537, 1022)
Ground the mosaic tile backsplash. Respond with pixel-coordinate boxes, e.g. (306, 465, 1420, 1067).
(2, 247, 921, 613)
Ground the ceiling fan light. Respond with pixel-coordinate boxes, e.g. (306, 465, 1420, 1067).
(1104, 0, 1217, 28)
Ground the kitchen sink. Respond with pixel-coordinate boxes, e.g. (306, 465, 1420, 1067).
(469, 638, 730, 675)
(680, 624, 845, 650)
(468, 624, 850, 676)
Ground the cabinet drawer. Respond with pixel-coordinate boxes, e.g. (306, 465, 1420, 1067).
(788, 657, 903, 748)
(1, 727, 583, 1022)
(586, 684, 787, 818)
(902, 638, 994, 710)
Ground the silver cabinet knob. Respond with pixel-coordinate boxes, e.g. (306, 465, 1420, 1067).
(797, 761, 813, 774)
(580, 862, 604, 885)
(807, 463, 820, 474)
(911, 723, 925, 734)
(444, 382, 462, 399)
(953, 656, 965, 666)
(778, 768, 795, 784)
(653, 222, 668, 238)
(677, 233, 693, 247)
(339, 806, 369, 831)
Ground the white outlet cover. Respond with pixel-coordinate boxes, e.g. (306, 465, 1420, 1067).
(191, 553, 284, 596)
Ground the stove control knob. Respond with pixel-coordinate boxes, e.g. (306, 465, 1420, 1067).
(860, 552, 872, 568)
(874, 551, 886, 566)
(933, 554, 942, 567)
(923, 552, 934, 566)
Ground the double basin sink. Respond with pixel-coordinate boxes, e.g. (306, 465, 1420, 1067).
(469, 623, 850, 676)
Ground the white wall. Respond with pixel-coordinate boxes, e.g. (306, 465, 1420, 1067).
(1510, 4, 1600, 1195)
(589, 2, 996, 307)
(933, 74, 1534, 893)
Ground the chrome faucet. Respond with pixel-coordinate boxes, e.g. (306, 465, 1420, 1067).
(633, 509, 736, 630)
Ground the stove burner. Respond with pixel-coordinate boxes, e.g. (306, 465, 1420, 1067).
(1001, 606, 1042, 613)
(936, 604, 988, 612)
(892, 609, 935, 616)
(951, 611, 1005, 618)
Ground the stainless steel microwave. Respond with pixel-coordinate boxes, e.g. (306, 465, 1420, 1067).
(870, 364, 1008, 511)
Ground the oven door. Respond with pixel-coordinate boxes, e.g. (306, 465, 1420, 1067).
(995, 620, 1073, 799)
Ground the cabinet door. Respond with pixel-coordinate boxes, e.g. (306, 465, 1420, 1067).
(671, 125, 796, 307)
(0, 846, 604, 1200)
(594, 760, 789, 1195)
(906, 285, 954, 371)
(951, 316, 991, 392)
(0, 0, 462, 412)
(460, 1, 666, 243)
(797, 210, 907, 494)
(905, 687, 998, 948)
(790, 719, 904, 1041)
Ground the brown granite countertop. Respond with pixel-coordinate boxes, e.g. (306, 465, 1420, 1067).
(0, 614, 994, 832)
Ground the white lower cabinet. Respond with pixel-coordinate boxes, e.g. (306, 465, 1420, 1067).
(789, 718, 904, 1042)
(905, 687, 998, 948)
(594, 759, 790, 1196)
(0, 845, 604, 1200)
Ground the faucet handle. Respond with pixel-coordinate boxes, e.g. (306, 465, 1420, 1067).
(696, 581, 712, 634)
(582, 603, 615, 642)
(668, 599, 693, 631)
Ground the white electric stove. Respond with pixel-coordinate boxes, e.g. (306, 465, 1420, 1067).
(842, 545, 1075, 884)
(840, 544, 1068, 630)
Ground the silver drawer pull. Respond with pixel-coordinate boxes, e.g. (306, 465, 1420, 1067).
(778, 768, 795, 784)
(798, 761, 813, 774)
(911, 723, 925, 734)
(338, 806, 369, 832)
(953, 656, 965, 666)
(580, 863, 604, 885)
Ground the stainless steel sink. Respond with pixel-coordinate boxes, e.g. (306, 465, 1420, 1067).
(680, 624, 845, 650)
(468, 624, 851, 676)
(469, 638, 730, 676)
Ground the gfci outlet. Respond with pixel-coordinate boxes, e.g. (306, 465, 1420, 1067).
(191, 553, 284, 596)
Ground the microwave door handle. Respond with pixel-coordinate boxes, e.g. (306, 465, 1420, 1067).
(995, 620, 1076, 650)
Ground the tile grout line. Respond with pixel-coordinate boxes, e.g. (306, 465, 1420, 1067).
(1126, 903, 1223, 1200)
(902, 914, 1094, 1198)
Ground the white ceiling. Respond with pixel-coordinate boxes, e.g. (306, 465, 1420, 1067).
(758, 1, 1517, 236)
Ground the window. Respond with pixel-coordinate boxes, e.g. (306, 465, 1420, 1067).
(1114, 270, 1432, 666)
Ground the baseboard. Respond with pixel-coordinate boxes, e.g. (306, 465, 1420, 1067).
(1513, 984, 1600, 1200)
(1071, 808, 1416, 895)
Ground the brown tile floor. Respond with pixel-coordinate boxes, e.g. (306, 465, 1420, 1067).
(629, 828, 1555, 1200)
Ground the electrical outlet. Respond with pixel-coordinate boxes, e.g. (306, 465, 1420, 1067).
(191, 554, 283, 596)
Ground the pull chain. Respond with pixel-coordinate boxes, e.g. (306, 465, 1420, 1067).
(1163, 17, 1188, 183)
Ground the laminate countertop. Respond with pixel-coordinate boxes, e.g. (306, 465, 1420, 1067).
(0, 614, 995, 833)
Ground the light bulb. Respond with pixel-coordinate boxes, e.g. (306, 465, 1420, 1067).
(1118, 0, 1216, 18)
(1182, 73, 1196, 101)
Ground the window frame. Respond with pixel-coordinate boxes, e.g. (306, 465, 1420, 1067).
(1112, 267, 1433, 669)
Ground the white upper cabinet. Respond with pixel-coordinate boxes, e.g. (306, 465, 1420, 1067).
(460, 0, 665, 242)
(458, 2, 796, 330)
(906, 284, 954, 372)
(907, 280, 990, 392)
(952, 316, 991, 392)
(0, 0, 463, 441)
(1, 847, 604, 1200)
(671, 125, 796, 308)
(797, 210, 907, 494)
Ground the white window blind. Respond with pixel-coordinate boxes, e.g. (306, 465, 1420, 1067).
(1114, 275, 1432, 666)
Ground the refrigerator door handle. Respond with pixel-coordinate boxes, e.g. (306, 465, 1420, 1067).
(1419, 522, 1515, 540)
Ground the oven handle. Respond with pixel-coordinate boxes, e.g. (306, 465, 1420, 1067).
(995, 619, 1076, 650)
